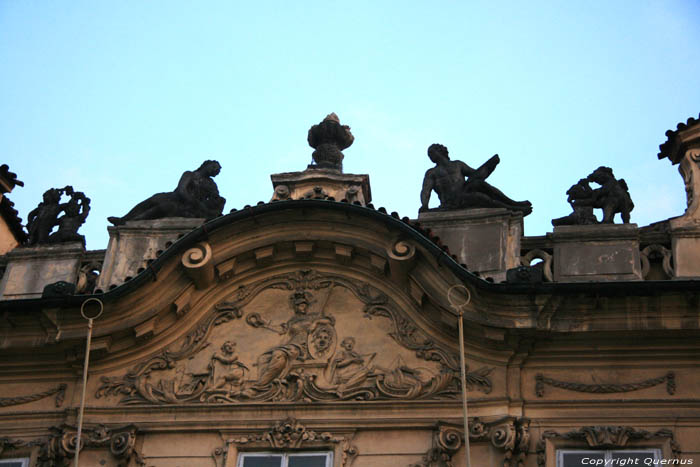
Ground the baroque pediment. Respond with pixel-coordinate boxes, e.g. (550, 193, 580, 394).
(97, 269, 492, 404)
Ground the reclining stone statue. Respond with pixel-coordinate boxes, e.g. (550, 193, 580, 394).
(552, 166, 634, 225)
(420, 143, 532, 215)
(108, 160, 225, 226)
(26, 185, 91, 245)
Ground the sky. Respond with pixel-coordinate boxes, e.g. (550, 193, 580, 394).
(2, 1, 700, 250)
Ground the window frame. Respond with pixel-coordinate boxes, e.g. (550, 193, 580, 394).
(237, 451, 333, 467)
(0, 458, 30, 467)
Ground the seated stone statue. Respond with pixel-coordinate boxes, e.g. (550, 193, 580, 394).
(420, 144, 532, 215)
(108, 160, 225, 226)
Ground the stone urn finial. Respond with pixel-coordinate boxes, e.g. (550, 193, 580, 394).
(307, 113, 354, 172)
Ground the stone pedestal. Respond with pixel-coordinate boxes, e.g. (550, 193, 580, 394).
(551, 224, 642, 282)
(96, 218, 204, 292)
(416, 208, 523, 282)
(0, 242, 84, 299)
(669, 218, 700, 278)
(270, 169, 371, 205)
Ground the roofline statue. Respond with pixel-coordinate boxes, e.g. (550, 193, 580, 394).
(26, 185, 91, 246)
(420, 144, 532, 215)
(108, 160, 225, 226)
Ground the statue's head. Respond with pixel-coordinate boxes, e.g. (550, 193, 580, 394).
(588, 166, 614, 184)
(221, 341, 236, 355)
(428, 144, 449, 164)
(341, 337, 355, 351)
(42, 188, 61, 204)
(198, 160, 222, 177)
(291, 290, 311, 315)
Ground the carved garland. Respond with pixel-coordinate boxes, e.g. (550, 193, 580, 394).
(535, 372, 675, 397)
(0, 383, 66, 407)
(536, 426, 680, 467)
(97, 269, 493, 405)
(222, 417, 358, 467)
(411, 417, 530, 467)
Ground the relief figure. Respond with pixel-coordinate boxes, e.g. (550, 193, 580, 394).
(251, 290, 336, 386)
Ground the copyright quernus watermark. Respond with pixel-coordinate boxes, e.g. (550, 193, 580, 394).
(579, 458, 693, 466)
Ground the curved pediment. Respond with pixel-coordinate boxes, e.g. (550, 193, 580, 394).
(94, 267, 494, 405)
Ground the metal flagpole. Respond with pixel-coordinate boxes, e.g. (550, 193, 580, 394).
(448, 285, 472, 467)
(74, 298, 103, 467)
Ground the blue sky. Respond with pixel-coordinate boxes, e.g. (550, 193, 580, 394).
(2, 1, 700, 249)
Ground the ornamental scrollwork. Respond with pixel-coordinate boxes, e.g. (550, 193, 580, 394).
(229, 418, 358, 467)
(97, 270, 493, 405)
(36, 424, 143, 467)
(412, 418, 529, 467)
(535, 372, 675, 397)
(536, 426, 680, 467)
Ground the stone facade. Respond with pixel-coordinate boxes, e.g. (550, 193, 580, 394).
(0, 116, 699, 467)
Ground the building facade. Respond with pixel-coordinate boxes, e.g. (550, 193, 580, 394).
(0, 114, 699, 467)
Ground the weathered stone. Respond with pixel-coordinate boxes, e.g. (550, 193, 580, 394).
(0, 242, 84, 299)
(551, 224, 642, 282)
(417, 208, 523, 282)
(270, 169, 371, 205)
(96, 217, 205, 291)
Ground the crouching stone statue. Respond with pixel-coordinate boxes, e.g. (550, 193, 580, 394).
(108, 160, 225, 226)
(552, 166, 634, 225)
(420, 144, 532, 215)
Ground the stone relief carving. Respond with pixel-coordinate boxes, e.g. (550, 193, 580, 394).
(420, 143, 532, 215)
(0, 383, 66, 407)
(536, 426, 680, 467)
(36, 424, 143, 467)
(535, 372, 675, 397)
(108, 160, 225, 225)
(411, 417, 530, 467)
(26, 185, 90, 245)
(97, 269, 493, 405)
(552, 166, 634, 225)
(228, 418, 358, 467)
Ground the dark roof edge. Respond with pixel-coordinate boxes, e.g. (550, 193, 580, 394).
(1, 199, 698, 311)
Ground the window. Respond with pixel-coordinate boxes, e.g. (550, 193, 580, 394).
(238, 452, 332, 467)
(0, 459, 30, 467)
(557, 449, 661, 466)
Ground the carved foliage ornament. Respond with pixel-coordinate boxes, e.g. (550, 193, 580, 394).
(536, 426, 680, 467)
(228, 418, 357, 467)
(411, 417, 530, 467)
(535, 372, 676, 397)
(97, 270, 493, 405)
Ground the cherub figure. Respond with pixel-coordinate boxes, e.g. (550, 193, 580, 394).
(588, 166, 634, 223)
(324, 337, 375, 396)
(48, 190, 90, 244)
(208, 341, 249, 393)
(26, 187, 65, 245)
